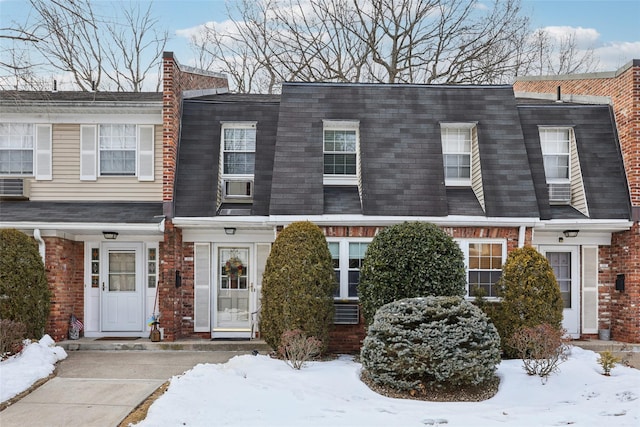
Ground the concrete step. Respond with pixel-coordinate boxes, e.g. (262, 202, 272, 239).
(572, 339, 640, 353)
(58, 338, 273, 353)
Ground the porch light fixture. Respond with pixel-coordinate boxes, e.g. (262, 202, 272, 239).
(102, 231, 119, 240)
(563, 230, 579, 238)
(224, 227, 236, 235)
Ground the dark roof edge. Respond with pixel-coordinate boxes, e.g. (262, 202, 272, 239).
(282, 81, 514, 89)
(515, 59, 640, 82)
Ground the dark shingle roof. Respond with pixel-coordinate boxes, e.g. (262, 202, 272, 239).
(0, 91, 162, 103)
(269, 83, 538, 217)
(174, 96, 280, 217)
(518, 104, 630, 220)
(0, 201, 163, 223)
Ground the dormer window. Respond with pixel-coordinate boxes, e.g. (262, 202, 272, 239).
(540, 127, 572, 205)
(323, 120, 359, 185)
(540, 128, 570, 182)
(441, 123, 475, 186)
(220, 122, 256, 201)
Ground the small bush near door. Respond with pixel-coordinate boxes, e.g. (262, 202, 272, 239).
(494, 246, 564, 358)
(358, 221, 466, 325)
(260, 221, 335, 353)
(0, 229, 51, 339)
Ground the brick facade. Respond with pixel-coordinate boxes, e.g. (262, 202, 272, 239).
(515, 60, 640, 342)
(43, 237, 84, 342)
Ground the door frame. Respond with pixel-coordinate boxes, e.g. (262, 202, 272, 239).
(100, 242, 145, 333)
(539, 245, 580, 338)
(211, 243, 256, 339)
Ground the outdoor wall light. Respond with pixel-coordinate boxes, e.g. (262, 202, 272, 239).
(563, 230, 579, 238)
(102, 231, 119, 240)
(224, 227, 236, 235)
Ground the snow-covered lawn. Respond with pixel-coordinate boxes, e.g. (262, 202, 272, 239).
(136, 346, 639, 427)
(1, 339, 638, 426)
(0, 335, 67, 403)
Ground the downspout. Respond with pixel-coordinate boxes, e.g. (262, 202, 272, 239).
(33, 228, 45, 262)
(518, 225, 526, 248)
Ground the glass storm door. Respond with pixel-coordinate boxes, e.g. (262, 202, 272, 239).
(101, 243, 143, 331)
(541, 246, 579, 337)
(215, 248, 251, 333)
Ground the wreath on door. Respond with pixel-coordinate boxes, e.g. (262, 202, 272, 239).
(224, 256, 244, 278)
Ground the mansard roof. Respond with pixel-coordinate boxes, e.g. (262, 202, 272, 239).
(174, 82, 630, 222)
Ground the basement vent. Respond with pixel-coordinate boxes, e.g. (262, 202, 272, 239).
(0, 178, 29, 199)
(333, 303, 360, 325)
(548, 183, 571, 205)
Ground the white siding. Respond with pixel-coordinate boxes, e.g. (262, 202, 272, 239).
(470, 127, 485, 211)
(570, 130, 589, 217)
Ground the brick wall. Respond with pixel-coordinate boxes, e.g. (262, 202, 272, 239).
(44, 237, 84, 341)
(321, 225, 526, 352)
(515, 60, 640, 343)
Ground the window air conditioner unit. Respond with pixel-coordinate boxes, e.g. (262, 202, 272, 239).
(223, 180, 253, 199)
(548, 183, 571, 205)
(0, 178, 29, 199)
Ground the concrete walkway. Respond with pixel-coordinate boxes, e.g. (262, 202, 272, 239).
(0, 349, 258, 427)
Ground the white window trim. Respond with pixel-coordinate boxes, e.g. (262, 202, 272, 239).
(539, 126, 572, 184)
(327, 237, 370, 301)
(456, 238, 507, 300)
(219, 122, 256, 201)
(323, 120, 360, 186)
(0, 123, 51, 178)
(440, 122, 475, 187)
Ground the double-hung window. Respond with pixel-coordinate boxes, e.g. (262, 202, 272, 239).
(0, 123, 34, 175)
(441, 124, 473, 186)
(99, 124, 137, 176)
(457, 240, 506, 298)
(0, 123, 52, 181)
(220, 122, 256, 200)
(80, 124, 154, 181)
(323, 120, 359, 185)
(328, 239, 370, 300)
(540, 128, 570, 183)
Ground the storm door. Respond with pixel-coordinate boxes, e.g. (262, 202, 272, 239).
(101, 243, 143, 331)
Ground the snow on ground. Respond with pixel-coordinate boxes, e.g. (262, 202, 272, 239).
(0, 335, 67, 403)
(136, 346, 639, 427)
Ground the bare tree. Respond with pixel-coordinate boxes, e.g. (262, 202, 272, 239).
(189, 0, 536, 92)
(27, 0, 103, 91)
(1, 0, 168, 91)
(103, 2, 168, 92)
(527, 28, 599, 76)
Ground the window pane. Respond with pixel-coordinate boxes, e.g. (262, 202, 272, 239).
(348, 271, 359, 298)
(224, 152, 255, 174)
(467, 243, 503, 297)
(324, 153, 356, 175)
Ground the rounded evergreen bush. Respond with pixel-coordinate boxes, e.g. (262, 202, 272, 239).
(358, 221, 466, 324)
(361, 296, 501, 392)
(260, 221, 335, 352)
(495, 246, 564, 358)
(0, 228, 50, 339)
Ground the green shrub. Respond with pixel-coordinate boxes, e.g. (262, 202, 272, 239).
(358, 222, 466, 325)
(260, 221, 335, 352)
(495, 246, 564, 358)
(0, 229, 50, 339)
(361, 296, 501, 392)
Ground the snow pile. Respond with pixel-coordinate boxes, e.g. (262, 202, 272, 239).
(136, 347, 640, 427)
(0, 334, 67, 403)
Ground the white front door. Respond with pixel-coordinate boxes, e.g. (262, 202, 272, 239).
(213, 247, 252, 338)
(101, 243, 144, 332)
(540, 246, 580, 337)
